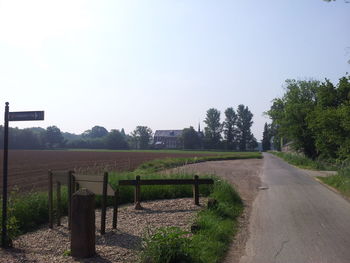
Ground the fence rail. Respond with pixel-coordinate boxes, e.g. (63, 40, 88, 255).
(119, 175, 214, 209)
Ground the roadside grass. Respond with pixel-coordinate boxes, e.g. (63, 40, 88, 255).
(318, 167, 350, 197)
(0, 152, 260, 243)
(270, 151, 336, 171)
(140, 180, 243, 263)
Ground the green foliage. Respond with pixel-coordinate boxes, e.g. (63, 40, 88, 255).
(236, 104, 257, 151)
(319, 167, 350, 196)
(267, 76, 350, 160)
(262, 123, 271, 151)
(82, 126, 108, 138)
(141, 227, 192, 263)
(140, 180, 243, 263)
(204, 108, 222, 149)
(132, 126, 153, 149)
(45, 125, 65, 148)
(223, 107, 238, 150)
(182, 126, 201, 149)
(271, 151, 336, 171)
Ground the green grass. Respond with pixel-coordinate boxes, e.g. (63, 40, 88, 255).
(318, 167, 350, 197)
(140, 180, 243, 263)
(270, 151, 336, 171)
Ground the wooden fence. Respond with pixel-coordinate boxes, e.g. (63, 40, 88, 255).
(118, 175, 214, 209)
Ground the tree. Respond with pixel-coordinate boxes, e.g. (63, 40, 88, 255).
(45, 126, 64, 148)
(236, 104, 254, 151)
(105, 129, 129, 149)
(267, 80, 319, 158)
(262, 123, 271, 151)
(82, 126, 108, 138)
(223, 107, 238, 150)
(132, 126, 153, 149)
(204, 108, 222, 149)
(182, 126, 201, 149)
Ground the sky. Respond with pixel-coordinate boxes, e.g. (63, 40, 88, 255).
(0, 0, 349, 141)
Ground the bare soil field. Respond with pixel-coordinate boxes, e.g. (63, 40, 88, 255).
(0, 150, 211, 193)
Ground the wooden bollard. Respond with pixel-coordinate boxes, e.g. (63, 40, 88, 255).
(71, 189, 95, 258)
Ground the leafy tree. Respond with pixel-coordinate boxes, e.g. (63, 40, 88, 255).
(105, 129, 129, 149)
(262, 123, 271, 151)
(182, 126, 201, 149)
(223, 107, 238, 150)
(204, 108, 222, 149)
(132, 126, 153, 149)
(236, 104, 254, 151)
(82, 126, 108, 138)
(45, 126, 64, 148)
(267, 80, 319, 158)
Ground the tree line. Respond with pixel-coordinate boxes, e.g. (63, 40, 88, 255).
(266, 75, 350, 160)
(183, 105, 257, 150)
(0, 104, 257, 151)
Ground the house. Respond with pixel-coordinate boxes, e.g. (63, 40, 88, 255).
(154, 130, 183, 149)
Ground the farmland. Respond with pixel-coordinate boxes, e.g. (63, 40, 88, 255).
(0, 150, 215, 193)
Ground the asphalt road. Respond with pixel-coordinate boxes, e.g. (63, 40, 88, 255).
(240, 153, 350, 263)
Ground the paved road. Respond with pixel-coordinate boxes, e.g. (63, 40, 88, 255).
(240, 153, 350, 263)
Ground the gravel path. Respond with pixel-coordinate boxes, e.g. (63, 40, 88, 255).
(0, 198, 206, 263)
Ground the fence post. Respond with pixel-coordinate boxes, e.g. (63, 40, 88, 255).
(71, 189, 95, 258)
(48, 170, 53, 229)
(134, 176, 142, 210)
(101, 172, 108, 235)
(68, 171, 74, 230)
(57, 181, 61, 226)
(193, 175, 199, 206)
(113, 188, 119, 229)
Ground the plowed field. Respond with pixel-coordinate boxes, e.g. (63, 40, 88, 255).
(0, 150, 211, 193)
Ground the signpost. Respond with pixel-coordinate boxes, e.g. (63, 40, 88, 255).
(1, 102, 44, 248)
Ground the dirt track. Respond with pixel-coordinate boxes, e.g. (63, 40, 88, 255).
(167, 158, 264, 263)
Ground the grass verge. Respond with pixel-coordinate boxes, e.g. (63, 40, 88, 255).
(318, 167, 350, 197)
(270, 151, 336, 170)
(140, 179, 243, 263)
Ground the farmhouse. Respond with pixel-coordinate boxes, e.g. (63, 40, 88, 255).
(154, 130, 183, 149)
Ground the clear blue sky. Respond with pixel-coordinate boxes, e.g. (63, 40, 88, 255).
(0, 0, 349, 140)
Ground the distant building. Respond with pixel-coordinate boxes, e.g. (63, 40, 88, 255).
(154, 130, 183, 149)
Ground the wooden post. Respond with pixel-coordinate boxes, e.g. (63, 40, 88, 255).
(112, 189, 118, 229)
(68, 171, 74, 230)
(48, 170, 53, 229)
(57, 181, 61, 226)
(134, 176, 142, 210)
(71, 189, 95, 258)
(101, 172, 108, 235)
(193, 175, 199, 206)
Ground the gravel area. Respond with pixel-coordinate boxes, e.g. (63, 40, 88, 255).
(0, 198, 206, 263)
